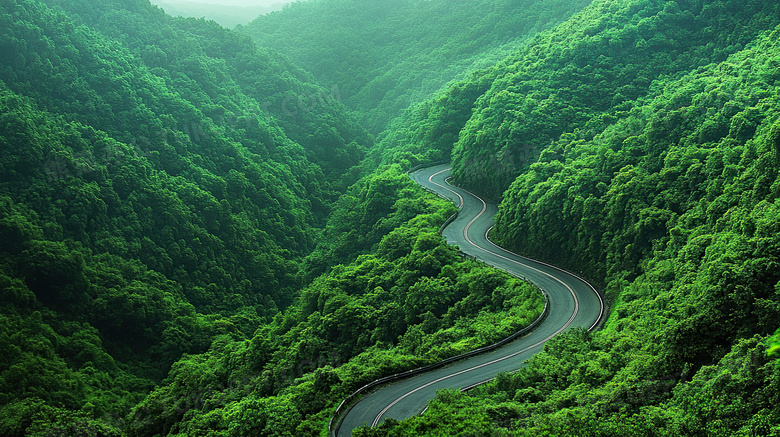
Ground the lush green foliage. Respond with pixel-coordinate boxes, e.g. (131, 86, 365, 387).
(362, 2, 780, 435)
(770, 329, 780, 357)
(0, 0, 371, 432)
(5, 0, 371, 183)
(363, 332, 780, 436)
(5, 0, 780, 434)
(242, 0, 591, 134)
(491, 22, 780, 370)
(123, 166, 544, 436)
(446, 0, 780, 198)
(0, 0, 548, 434)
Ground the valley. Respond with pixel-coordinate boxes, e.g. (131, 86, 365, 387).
(1, 0, 780, 435)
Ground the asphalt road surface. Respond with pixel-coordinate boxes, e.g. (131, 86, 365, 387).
(336, 164, 604, 436)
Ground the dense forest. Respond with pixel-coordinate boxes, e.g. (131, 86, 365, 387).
(1, 0, 780, 435)
(240, 0, 592, 134)
(0, 0, 548, 434)
(358, 0, 780, 435)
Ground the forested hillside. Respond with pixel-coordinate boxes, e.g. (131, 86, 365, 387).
(10, 0, 372, 181)
(446, 0, 780, 197)
(0, 0, 357, 431)
(0, 0, 375, 314)
(241, 0, 591, 133)
(355, 0, 780, 435)
(3, 0, 780, 435)
(0, 0, 548, 434)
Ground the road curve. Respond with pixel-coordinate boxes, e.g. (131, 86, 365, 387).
(335, 164, 604, 436)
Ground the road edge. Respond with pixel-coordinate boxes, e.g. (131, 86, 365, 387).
(328, 163, 554, 436)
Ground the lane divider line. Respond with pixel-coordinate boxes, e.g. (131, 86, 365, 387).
(371, 168, 584, 426)
(482, 226, 605, 332)
(434, 169, 602, 331)
(373, 313, 569, 426)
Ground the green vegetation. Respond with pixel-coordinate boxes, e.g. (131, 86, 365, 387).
(770, 329, 780, 357)
(3, 0, 780, 435)
(359, 0, 780, 435)
(241, 0, 591, 134)
(360, 332, 780, 436)
(123, 165, 544, 436)
(446, 0, 780, 198)
(0, 0, 546, 434)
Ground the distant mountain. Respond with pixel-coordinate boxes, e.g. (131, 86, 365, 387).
(241, 0, 592, 133)
(150, 0, 288, 28)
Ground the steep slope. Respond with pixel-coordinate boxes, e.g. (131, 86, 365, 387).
(356, 10, 780, 437)
(0, 1, 552, 435)
(0, 0, 372, 433)
(8, 0, 371, 183)
(121, 166, 546, 436)
(443, 0, 780, 198)
(4, 0, 780, 435)
(1, 0, 361, 312)
(241, 0, 591, 133)
(0, 85, 226, 435)
(493, 20, 780, 375)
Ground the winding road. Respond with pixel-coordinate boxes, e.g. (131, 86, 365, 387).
(335, 164, 604, 436)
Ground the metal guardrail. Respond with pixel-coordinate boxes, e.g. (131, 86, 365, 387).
(438, 211, 458, 233)
(328, 292, 549, 436)
(327, 162, 552, 436)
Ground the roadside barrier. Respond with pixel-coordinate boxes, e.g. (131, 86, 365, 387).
(328, 163, 552, 436)
(328, 292, 549, 436)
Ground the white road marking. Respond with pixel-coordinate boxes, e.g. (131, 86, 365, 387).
(372, 168, 584, 426)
